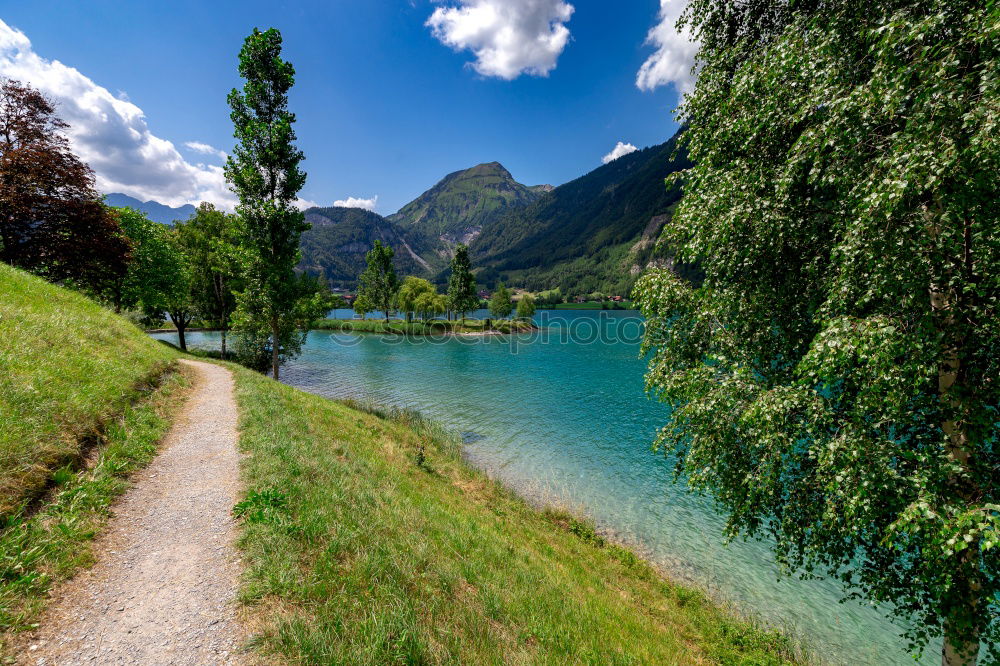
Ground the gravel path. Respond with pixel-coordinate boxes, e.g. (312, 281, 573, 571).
(20, 360, 245, 665)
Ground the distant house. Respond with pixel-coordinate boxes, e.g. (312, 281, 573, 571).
(478, 290, 491, 300)
(611, 295, 624, 302)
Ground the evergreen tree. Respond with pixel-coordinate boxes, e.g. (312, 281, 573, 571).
(357, 240, 399, 323)
(225, 28, 311, 380)
(635, 2, 999, 663)
(447, 244, 478, 322)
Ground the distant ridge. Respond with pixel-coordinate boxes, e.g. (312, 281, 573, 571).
(104, 193, 197, 225)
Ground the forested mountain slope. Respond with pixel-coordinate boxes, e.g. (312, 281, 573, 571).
(470, 131, 689, 295)
(298, 207, 430, 289)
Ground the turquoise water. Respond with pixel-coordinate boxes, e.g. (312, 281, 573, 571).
(155, 311, 936, 665)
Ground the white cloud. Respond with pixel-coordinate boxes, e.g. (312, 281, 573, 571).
(636, 0, 699, 94)
(427, 0, 574, 80)
(602, 141, 638, 164)
(0, 19, 236, 209)
(184, 141, 228, 161)
(333, 195, 378, 212)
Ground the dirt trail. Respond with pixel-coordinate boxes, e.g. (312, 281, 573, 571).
(20, 360, 245, 665)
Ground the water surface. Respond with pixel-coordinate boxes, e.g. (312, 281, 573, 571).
(156, 311, 936, 665)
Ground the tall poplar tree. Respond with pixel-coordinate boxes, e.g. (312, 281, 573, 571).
(447, 244, 478, 323)
(635, 2, 998, 664)
(225, 28, 309, 380)
(357, 240, 398, 323)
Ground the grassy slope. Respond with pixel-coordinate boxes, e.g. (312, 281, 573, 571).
(0, 264, 189, 651)
(231, 364, 800, 664)
(0, 264, 175, 515)
(0, 368, 190, 649)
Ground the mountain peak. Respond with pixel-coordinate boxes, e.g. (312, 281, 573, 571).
(387, 160, 543, 247)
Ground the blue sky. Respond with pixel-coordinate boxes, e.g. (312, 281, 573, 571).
(0, 1, 693, 213)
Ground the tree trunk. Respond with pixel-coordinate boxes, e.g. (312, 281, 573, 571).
(271, 317, 280, 380)
(220, 328, 227, 360)
(929, 208, 980, 666)
(169, 311, 187, 352)
(943, 622, 978, 666)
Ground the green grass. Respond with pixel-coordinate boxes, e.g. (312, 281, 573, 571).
(313, 317, 535, 335)
(229, 362, 803, 664)
(0, 265, 176, 516)
(0, 366, 190, 653)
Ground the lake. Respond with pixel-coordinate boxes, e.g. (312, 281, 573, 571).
(154, 310, 936, 665)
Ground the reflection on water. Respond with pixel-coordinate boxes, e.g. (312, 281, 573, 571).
(155, 312, 936, 665)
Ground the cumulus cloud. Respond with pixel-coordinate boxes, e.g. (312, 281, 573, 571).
(333, 196, 378, 212)
(427, 0, 574, 80)
(636, 0, 699, 94)
(184, 141, 228, 162)
(602, 141, 638, 164)
(0, 19, 236, 209)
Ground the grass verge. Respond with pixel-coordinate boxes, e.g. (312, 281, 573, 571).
(229, 362, 802, 664)
(0, 264, 175, 515)
(0, 365, 191, 656)
(313, 318, 535, 336)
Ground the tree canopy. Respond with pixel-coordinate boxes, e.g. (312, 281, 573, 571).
(225, 27, 312, 379)
(488, 282, 512, 320)
(516, 294, 536, 320)
(108, 207, 186, 319)
(447, 244, 478, 320)
(396, 276, 436, 323)
(357, 240, 399, 323)
(174, 203, 242, 357)
(0, 78, 129, 291)
(635, 1, 999, 664)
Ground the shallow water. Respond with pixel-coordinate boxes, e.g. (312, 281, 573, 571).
(155, 311, 937, 665)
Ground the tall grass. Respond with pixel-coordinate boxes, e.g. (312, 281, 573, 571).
(0, 265, 175, 515)
(230, 363, 803, 664)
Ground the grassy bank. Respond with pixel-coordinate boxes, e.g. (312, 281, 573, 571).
(0, 265, 175, 516)
(230, 362, 801, 664)
(0, 265, 189, 652)
(0, 367, 190, 651)
(313, 317, 534, 335)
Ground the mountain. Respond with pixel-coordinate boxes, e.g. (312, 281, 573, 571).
(298, 130, 689, 296)
(298, 207, 432, 290)
(468, 131, 691, 296)
(386, 162, 546, 265)
(104, 193, 197, 225)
